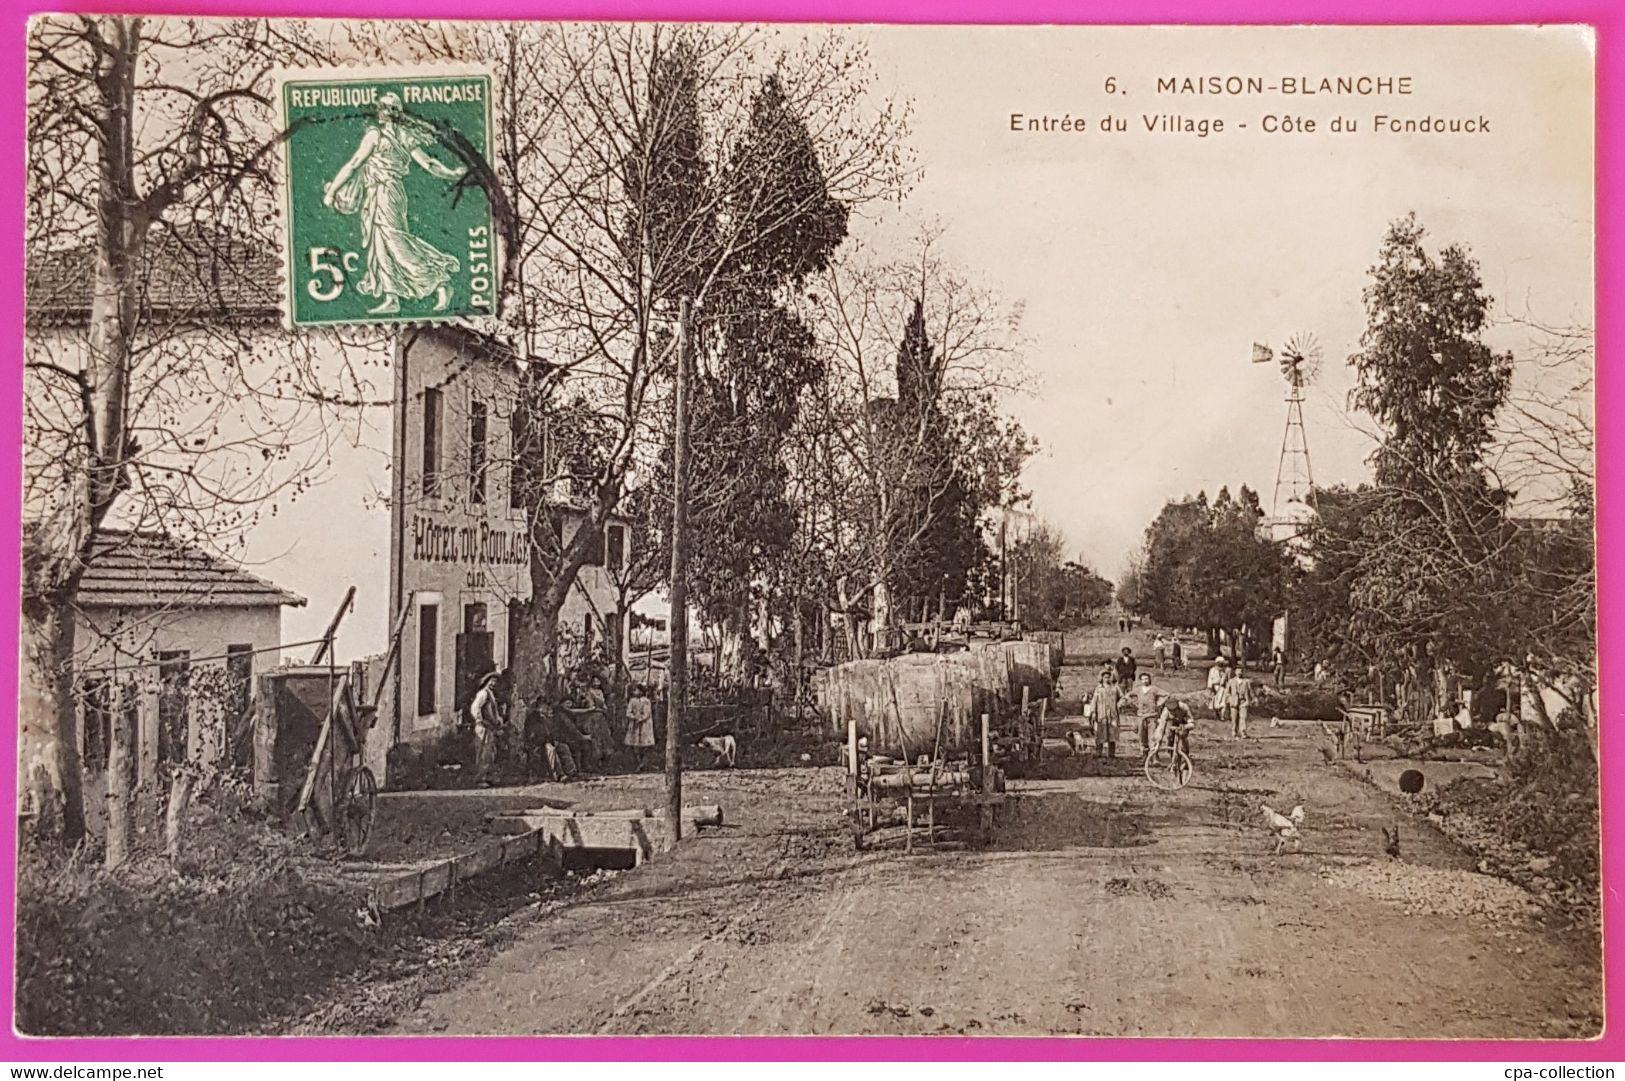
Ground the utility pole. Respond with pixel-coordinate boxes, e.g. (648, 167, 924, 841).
(998, 512, 1009, 621)
(665, 297, 693, 842)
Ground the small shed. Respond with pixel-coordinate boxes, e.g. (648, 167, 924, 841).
(72, 530, 305, 835)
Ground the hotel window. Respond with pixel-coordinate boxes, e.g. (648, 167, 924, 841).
(417, 603, 440, 717)
(470, 399, 488, 505)
(422, 387, 443, 499)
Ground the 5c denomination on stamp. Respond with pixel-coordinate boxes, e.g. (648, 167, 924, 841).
(274, 65, 498, 328)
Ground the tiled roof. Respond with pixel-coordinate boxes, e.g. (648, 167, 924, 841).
(26, 228, 281, 328)
(77, 530, 306, 610)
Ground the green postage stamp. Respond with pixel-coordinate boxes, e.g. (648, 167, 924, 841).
(275, 66, 498, 327)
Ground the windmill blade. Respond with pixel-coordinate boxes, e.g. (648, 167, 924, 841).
(1281, 332, 1324, 387)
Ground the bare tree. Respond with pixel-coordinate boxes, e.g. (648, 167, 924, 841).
(353, 22, 914, 700)
(22, 16, 374, 845)
(790, 227, 1031, 658)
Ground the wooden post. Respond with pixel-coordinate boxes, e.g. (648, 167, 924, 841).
(309, 586, 356, 666)
(981, 712, 990, 771)
(1037, 697, 1048, 763)
(105, 680, 135, 869)
(665, 297, 693, 844)
(164, 770, 196, 863)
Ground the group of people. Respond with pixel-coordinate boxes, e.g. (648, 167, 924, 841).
(1205, 656, 1257, 739)
(468, 667, 660, 787)
(1084, 647, 1193, 759)
(1151, 633, 1186, 672)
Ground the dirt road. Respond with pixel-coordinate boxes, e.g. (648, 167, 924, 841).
(392, 631, 1602, 1039)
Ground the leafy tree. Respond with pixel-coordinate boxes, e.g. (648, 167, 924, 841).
(1135, 486, 1289, 656)
(1008, 521, 1115, 627)
(1295, 217, 1593, 750)
(1351, 213, 1513, 488)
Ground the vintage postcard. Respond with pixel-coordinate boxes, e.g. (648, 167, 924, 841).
(16, 17, 1599, 1043)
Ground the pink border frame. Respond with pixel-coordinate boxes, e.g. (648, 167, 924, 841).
(0, 0, 1615, 1061)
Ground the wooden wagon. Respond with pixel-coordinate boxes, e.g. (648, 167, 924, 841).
(842, 714, 1006, 852)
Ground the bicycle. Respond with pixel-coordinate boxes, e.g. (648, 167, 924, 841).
(1143, 712, 1194, 791)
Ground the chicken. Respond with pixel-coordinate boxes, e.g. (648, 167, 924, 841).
(1382, 823, 1401, 859)
(1321, 722, 1347, 759)
(1318, 746, 1335, 764)
(1262, 802, 1305, 855)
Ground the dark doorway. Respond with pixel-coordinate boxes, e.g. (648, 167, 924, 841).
(455, 601, 494, 724)
(157, 650, 191, 766)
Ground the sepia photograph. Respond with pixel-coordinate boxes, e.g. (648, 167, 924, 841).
(14, 16, 1599, 1042)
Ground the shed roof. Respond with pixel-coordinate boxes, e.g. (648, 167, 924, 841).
(77, 530, 306, 610)
(26, 227, 281, 329)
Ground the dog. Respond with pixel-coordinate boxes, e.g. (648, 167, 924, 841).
(1066, 730, 1089, 756)
(697, 734, 737, 768)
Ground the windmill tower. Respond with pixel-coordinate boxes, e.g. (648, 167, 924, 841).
(1252, 334, 1321, 543)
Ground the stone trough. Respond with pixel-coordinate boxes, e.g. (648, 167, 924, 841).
(360, 803, 724, 916)
(484, 804, 724, 867)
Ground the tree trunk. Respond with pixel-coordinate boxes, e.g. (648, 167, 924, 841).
(105, 681, 136, 868)
(18, 591, 86, 847)
(715, 597, 749, 687)
(164, 771, 196, 863)
(791, 602, 804, 718)
(512, 487, 622, 706)
(18, 16, 147, 849)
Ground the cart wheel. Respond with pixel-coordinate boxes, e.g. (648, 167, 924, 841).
(1144, 747, 1193, 791)
(339, 765, 378, 854)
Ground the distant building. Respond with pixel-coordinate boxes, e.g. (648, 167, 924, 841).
(72, 530, 305, 834)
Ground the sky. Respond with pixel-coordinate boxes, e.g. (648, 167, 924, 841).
(232, 23, 1595, 660)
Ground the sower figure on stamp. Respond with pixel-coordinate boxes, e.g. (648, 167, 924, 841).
(322, 92, 467, 315)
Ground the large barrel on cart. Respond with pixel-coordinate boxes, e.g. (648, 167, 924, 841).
(812, 640, 1055, 759)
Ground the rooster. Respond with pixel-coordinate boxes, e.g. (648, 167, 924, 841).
(1262, 802, 1305, 855)
(1381, 823, 1401, 859)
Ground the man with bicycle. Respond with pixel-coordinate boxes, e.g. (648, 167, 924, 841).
(1153, 696, 1196, 760)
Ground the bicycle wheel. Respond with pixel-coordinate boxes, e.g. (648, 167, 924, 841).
(339, 765, 378, 854)
(1144, 747, 1194, 790)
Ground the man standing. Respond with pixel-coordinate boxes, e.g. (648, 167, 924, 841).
(1226, 664, 1255, 739)
(1272, 646, 1287, 689)
(1208, 658, 1230, 717)
(1153, 633, 1168, 673)
(1132, 672, 1167, 756)
(1114, 646, 1137, 690)
(471, 669, 506, 787)
(1088, 670, 1123, 759)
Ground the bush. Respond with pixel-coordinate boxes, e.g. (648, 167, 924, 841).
(1250, 687, 1344, 722)
(1426, 733, 1600, 899)
(15, 815, 369, 1035)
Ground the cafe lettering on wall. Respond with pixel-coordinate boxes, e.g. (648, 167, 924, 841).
(410, 513, 531, 593)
